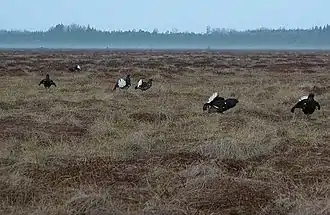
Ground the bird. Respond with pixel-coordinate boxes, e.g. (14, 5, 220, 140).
(291, 93, 320, 118)
(113, 74, 131, 91)
(68, 65, 81, 72)
(203, 92, 239, 113)
(39, 74, 56, 88)
(135, 78, 153, 91)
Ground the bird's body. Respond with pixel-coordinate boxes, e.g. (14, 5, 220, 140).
(68, 65, 81, 72)
(203, 92, 238, 113)
(135, 79, 153, 91)
(113, 74, 131, 90)
(39, 74, 56, 88)
(291, 93, 320, 115)
(220, 98, 239, 113)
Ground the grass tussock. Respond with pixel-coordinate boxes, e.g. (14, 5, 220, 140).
(0, 51, 329, 215)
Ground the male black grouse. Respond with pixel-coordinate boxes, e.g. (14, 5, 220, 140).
(135, 78, 153, 91)
(113, 74, 131, 91)
(68, 65, 81, 72)
(203, 92, 239, 113)
(291, 93, 320, 117)
(39, 74, 56, 88)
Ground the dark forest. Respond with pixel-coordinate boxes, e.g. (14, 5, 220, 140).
(1, 24, 330, 49)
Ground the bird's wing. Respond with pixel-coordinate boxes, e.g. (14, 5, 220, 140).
(223, 99, 237, 108)
(118, 78, 126, 88)
(292, 100, 306, 109)
(137, 79, 143, 88)
(207, 92, 218, 103)
(213, 96, 225, 102)
(51, 80, 56, 86)
(211, 99, 225, 109)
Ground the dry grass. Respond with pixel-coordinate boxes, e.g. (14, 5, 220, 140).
(0, 50, 329, 215)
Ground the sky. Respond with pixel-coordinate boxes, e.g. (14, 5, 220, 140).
(0, 0, 329, 33)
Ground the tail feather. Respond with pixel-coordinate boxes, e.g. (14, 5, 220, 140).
(299, 95, 308, 102)
(207, 92, 218, 103)
(137, 79, 143, 88)
(117, 78, 126, 88)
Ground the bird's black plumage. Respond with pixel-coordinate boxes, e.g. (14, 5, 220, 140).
(219, 98, 239, 113)
(203, 96, 224, 112)
(135, 79, 153, 91)
(291, 93, 320, 115)
(203, 93, 238, 113)
(39, 74, 56, 88)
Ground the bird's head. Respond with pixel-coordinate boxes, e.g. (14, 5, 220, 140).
(308, 93, 315, 100)
(203, 103, 211, 111)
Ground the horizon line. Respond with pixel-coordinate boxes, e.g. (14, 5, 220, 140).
(1, 23, 329, 34)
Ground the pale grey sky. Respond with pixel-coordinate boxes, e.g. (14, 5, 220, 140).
(1, 0, 329, 32)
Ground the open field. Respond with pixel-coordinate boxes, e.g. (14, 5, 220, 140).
(0, 50, 329, 215)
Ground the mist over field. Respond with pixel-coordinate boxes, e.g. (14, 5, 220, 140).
(2, 24, 330, 50)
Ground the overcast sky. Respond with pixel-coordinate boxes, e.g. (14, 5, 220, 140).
(1, 0, 329, 32)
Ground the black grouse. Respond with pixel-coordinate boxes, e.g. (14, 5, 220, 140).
(68, 65, 81, 72)
(291, 93, 320, 116)
(39, 74, 56, 88)
(113, 74, 131, 91)
(203, 92, 239, 113)
(135, 79, 153, 91)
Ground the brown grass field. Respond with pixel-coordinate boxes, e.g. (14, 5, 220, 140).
(0, 50, 329, 215)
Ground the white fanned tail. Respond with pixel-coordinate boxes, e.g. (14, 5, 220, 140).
(207, 92, 218, 103)
(137, 79, 143, 88)
(299, 95, 308, 102)
(118, 78, 126, 88)
(77, 65, 81, 70)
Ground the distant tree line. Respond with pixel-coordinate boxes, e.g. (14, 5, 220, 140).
(1, 23, 330, 48)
